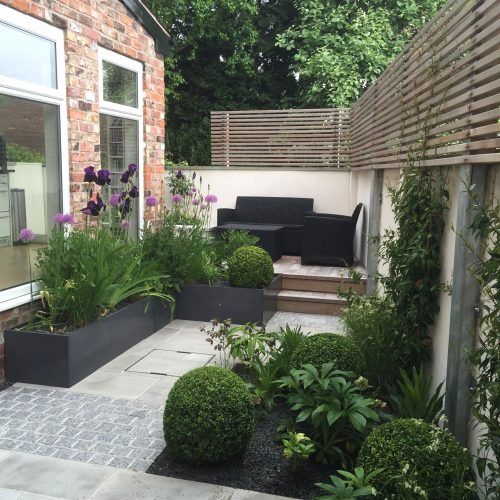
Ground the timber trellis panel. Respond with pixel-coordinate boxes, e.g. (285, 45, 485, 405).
(350, 0, 500, 169)
(211, 108, 350, 168)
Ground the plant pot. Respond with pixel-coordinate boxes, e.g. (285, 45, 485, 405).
(174, 275, 281, 324)
(4, 297, 172, 388)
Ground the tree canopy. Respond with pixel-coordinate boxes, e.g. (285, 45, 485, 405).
(144, 0, 446, 165)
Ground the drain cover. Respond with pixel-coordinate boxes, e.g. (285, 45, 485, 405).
(126, 349, 213, 376)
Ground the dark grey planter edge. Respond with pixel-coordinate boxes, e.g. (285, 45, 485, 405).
(174, 274, 281, 324)
(4, 296, 172, 388)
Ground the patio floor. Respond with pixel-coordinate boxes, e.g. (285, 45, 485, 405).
(0, 314, 333, 499)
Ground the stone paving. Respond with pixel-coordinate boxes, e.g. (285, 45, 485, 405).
(0, 385, 164, 471)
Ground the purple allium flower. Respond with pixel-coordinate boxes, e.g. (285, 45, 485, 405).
(129, 185, 139, 199)
(96, 169, 111, 186)
(19, 228, 35, 242)
(120, 220, 131, 229)
(187, 190, 194, 197)
(205, 194, 218, 204)
(176, 170, 184, 179)
(192, 198, 200, 206)
(146, 195, 158, 207)
(84, 166, 97, 183)
(192, 187, 197, 193)
(172, 194, 183, 204)
(109, 194, 121, 207)
(53, 213, 74, 225)
(128, 163, 138, 174)
(120, 170, 131, 183)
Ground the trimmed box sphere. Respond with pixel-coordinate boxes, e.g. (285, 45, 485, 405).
(228, 246, 274, 288)
(163, 366, 255, 463)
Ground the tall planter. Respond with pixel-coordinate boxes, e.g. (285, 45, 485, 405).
(4, 297, 171, 388)
(175, 275, 281, 324)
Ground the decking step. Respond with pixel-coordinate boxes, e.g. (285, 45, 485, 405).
(277, 290, 347, 316)
(281, 274, 366, 294)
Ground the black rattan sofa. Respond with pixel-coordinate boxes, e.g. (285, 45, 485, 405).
(217, 196, 314, 255)
(300, 203, 363, 267)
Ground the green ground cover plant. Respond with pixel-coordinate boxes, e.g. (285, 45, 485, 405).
(163, 366, 255, 463)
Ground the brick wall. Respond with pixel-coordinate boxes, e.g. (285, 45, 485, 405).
(0, 0, 166, 379)
(0, 0, 166, 217)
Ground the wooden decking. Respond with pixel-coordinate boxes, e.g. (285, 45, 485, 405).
(273, 256, 366, 316)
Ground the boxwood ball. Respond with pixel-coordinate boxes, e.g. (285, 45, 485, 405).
(228, 245, 274, 288)
(163, 366, 255, 463)
(290, 332, 364, 373)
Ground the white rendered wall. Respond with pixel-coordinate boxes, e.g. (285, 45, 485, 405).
(168, 167, 353, 231)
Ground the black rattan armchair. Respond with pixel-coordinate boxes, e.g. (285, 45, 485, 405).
(300, 203, 363, 266)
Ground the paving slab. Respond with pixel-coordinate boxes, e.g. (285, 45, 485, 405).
(0, 451, 114, 500)
(266, 311, 344, 334)
(70, 371, 159, 400)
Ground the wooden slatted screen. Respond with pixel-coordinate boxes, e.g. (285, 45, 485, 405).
(211, 108, 350, 167)
(350, 0, 500, 169)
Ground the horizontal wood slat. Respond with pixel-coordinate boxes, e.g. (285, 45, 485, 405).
(349, 0, 500, 169)
(211, 108, 350, 167)
(211, 0, 499, 170)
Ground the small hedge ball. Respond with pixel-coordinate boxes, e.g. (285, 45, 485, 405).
(163, 366, 255, 463)
(290, 333, 363, 373)
(228, 245, 274, 288)
(357, 418, 474, 499)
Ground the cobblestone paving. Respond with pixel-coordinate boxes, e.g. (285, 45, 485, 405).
(0, 385, 165, 471)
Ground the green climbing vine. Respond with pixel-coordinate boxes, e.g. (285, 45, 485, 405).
(465, 176, 500, 498)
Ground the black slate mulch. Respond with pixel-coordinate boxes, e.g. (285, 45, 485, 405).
(147, 404, 332, 499)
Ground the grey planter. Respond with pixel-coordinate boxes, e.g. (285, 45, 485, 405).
(4, 297, 172, 388)
(175, 275, 281, 324)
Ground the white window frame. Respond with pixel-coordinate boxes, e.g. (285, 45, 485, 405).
(98, 48, 145, 228)
(0, 5, 69, 311)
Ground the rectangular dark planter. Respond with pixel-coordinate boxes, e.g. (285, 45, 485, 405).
(5, 297, 172, 388)
(174, 275, 281, 324)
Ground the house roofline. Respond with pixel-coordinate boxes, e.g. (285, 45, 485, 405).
(121, 0, 170, 56)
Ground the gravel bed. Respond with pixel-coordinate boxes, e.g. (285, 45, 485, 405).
(147, 404, 331, 499)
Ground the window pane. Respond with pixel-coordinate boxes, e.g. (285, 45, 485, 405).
(0, 93, 61, 290)
(102, 61, 138, 107)
(0, 21, 57, 88)
(99, 114, 139, 238)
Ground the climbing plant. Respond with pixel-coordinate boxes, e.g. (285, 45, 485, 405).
(377, 166, 449, 368)
(465, 178, 500, 499)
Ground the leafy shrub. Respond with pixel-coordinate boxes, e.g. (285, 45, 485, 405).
(290, 333, 363, 374)
(342, 293, 399, 391)
(388, 367, 444, 423)
(357, 419, 475, 499)
(202, 321, 307, 411)
(141, 216, 208, 290)
(315, 467, 383, 499)
(163, 366, 255, 463)
(35, 227, 172, 330)
(7, 142, 44, 163)
(216, 229, 260, 262)
(279, 363, 380, 466)
(228, 246, 274, 288)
